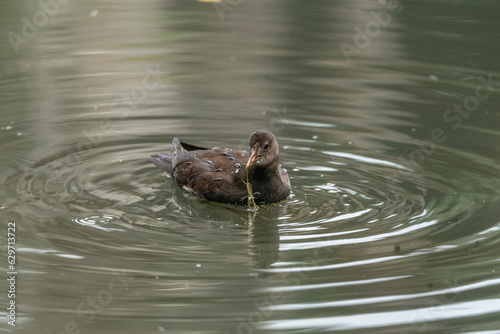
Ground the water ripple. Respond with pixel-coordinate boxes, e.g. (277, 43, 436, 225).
(263, 299, 500, 331)
(6, 117, 500, 334)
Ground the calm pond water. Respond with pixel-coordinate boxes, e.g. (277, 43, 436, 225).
(1, 0, 500, 333)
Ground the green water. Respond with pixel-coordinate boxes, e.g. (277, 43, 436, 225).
(1, 1, 500, 333)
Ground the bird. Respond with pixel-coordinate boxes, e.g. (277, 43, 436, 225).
(151, 130, 291, 204)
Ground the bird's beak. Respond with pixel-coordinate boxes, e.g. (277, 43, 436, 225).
(246, 146, 258, 170)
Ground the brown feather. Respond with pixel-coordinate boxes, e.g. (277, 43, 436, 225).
(151, 130, 291, 204)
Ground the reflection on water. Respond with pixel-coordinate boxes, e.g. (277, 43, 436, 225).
(1, 0, 500, 333)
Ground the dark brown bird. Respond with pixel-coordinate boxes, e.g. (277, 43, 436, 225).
(151, 130, 291, 204)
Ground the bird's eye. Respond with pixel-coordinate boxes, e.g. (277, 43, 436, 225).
(263, 143, 269, 150)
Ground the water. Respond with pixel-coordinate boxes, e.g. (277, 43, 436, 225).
(1, 0, 500, 333)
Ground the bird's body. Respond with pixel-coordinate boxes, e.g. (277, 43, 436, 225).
(151, 130, 291, 204)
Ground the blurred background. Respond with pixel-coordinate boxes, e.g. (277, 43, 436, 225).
(1, 0, 500, 333)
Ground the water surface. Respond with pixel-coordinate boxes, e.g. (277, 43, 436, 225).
(1, 0, 500, 333)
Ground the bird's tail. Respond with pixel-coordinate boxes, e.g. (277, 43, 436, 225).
(150, 153, 173, 174)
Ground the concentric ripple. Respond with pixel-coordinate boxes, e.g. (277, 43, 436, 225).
(6, 129, 500, 333)
(246, 139, 500, 332)
(72, 213, 123, 232)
